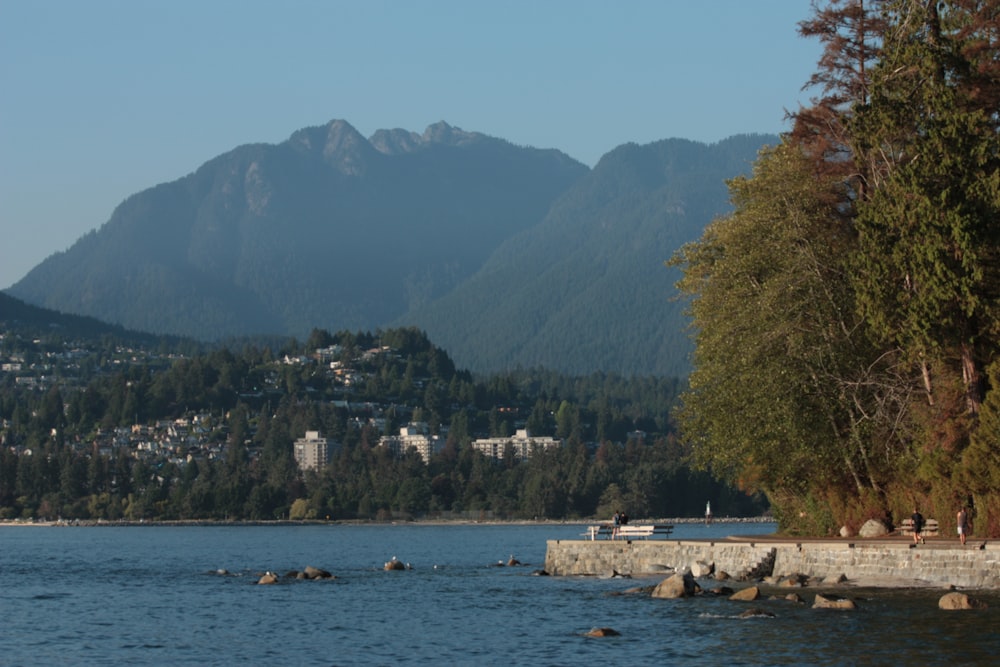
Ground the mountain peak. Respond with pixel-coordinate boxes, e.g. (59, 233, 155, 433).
(323, 118, 365, 144)
(369, 121, 487, 155)
(289, 119, 374, 174)
(321, 120, 372, 174)
(369, 127, 423, 155)
(422, 121, 482, 147)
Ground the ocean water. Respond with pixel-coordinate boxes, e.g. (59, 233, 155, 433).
(2, 521, 998, 666)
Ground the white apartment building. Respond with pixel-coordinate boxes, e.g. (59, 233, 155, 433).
(378, 422, 443, 464)
(471, 429, 561, 462)
(293, 431, 335, 471)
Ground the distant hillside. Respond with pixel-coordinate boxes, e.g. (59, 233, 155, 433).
(396, 134, 778, 377)
(0, 291, 172, 346)
(6, 119, 777, 377)
(7, 120, 587, 340)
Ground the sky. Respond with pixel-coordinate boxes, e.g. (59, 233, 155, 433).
(0, 0, 823, 290)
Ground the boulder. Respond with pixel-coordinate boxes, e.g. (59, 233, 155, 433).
(858, 519, 890, 538)
(813, 594, 857, 610)
(384, 557, 406, 571)
(303, 565, 333, 580)
(651, 572, 698, 599)
(257, 572, 279, 585)
(784, 593, 804, 604)
(738, 607, 776, 619)
(839, 525, 853, 538)
(691, 560, 715, 578)
(938, 592, 988, 610)
(778, 574, 807, 588)
(601, 570, 631, 579)
(714, 571, 731, 581)
(729, 586, 760, 602)
(584, 627, 621, 637)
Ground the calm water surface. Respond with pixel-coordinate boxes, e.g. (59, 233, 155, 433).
(2, 522, 998, 666)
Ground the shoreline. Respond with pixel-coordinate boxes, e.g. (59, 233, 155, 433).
(0, 515, 774, 528)
(545, 534, 1000, 589)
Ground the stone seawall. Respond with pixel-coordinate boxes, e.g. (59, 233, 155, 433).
(544, 539, 777, 580)
(773, 542, 1000, 588)
(544, 539, 1000, 588)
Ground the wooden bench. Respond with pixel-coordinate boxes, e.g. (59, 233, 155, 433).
(584, 524, 673, 540)
(619, 524, 673, 540)
(899, 518, 939, 537)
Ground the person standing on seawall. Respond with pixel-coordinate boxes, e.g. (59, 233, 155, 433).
(911, 508, 925, 545)
(957, 506, 969, 546)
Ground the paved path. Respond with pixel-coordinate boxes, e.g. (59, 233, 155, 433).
(717, 533, 992, 550)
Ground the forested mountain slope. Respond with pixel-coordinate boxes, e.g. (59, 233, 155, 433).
(8, 120, 586, 340)
(7, 119, 776, 377)
(398, 134, 778, 376)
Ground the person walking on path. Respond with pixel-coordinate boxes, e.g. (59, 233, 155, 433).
(911, 508, 925, 545)
(705, 501, 712, 525)
(957, 506, 969, 545)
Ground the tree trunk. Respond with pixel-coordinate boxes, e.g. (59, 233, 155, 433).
(962, 342, 981, 414)
(921, 359, 934, 406)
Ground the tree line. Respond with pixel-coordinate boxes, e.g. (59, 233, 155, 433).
(0, 326, 765, 522)
(671, 0, 1000, 536)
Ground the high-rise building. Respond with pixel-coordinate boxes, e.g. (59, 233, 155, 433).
(293, 431, 334, 471)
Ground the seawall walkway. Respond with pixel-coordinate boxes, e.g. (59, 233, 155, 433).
(544, 535, 1000, 589)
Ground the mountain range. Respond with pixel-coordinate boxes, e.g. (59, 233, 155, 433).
(5, 119, 777, 377)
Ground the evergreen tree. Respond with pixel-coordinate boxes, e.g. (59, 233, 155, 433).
(850, 0, 1000, 412)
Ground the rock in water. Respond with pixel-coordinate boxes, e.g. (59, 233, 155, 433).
(813, 594, 857, 610)
(939, 592, 988, 610)
(303, 565, 333, 579)
(384, 557, 406, 571)
(584, 627, 621, 637)
(690, 560, 715, 578)
(651, 572, 698, 599)
(729, 586, 761, 602)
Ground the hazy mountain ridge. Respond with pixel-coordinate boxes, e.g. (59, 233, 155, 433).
(6, 121, 776, 376)
(396, 134, 777, 377)
(0, 290, 180, 346)
(9, 120, 587, 339)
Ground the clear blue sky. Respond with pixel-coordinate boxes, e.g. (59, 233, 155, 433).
(0, 0, 823, 290)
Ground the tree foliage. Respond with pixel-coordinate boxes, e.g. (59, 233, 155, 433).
(0, 326, 764, 522)
(673, 0, 1000, 536)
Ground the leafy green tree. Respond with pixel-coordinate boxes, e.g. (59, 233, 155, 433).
(672, 140, 903, 528)
(554, 401, 579, 439)
(849, 0, 1000, 413)
(962, 359, 1000, 535)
